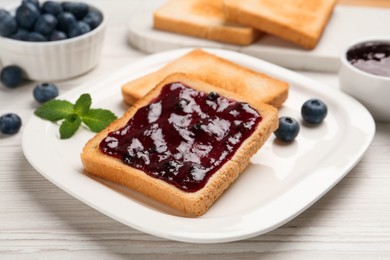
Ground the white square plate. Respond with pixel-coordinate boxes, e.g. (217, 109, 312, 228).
(23, 48, 375, 243)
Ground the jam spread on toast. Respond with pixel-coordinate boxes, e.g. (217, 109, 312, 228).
(100, 82, 262, 192)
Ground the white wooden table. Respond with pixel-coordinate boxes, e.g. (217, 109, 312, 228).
(1, 1, 389, 259)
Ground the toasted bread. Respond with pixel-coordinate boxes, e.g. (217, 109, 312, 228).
(223, 0, 337, 49)
(82, 73, 278, 216)
(122, 49, 289, 108)
(153, 0, 260, 45)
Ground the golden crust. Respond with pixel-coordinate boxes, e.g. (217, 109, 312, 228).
(153, 0, 260, 45)
(121, 49, 289, 108)
(223, 0, 337, 49)
(82, 73, 278, 217)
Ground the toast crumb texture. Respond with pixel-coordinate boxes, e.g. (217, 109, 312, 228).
(82, 73, 278, 216)
(223, 0, 337, 49)
(153, 0, 260, 45)
(121, 49, 289, 108)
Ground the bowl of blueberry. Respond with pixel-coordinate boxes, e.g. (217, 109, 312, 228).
(0, 0, 105, 81)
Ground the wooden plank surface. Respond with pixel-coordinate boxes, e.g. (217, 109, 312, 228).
(1, 0, 390, 259)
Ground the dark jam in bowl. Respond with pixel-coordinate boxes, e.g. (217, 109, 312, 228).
(346, 41, 390, 77)
(99, 82, 262, 192)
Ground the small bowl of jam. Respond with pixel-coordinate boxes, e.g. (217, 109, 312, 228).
(339, 36, 390, 122)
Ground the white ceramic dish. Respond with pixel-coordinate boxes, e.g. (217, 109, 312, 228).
(0, 2, 106, 81)
(339, 36, 390, 122)
(23, 48, 375, 243)
(127, 3, 390, 72)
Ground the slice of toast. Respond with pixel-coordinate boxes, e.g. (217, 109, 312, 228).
(153, 0, 260, 45)
(122, 49, 289, 108)
(223, 0, 337, 49)
(82, 73, 278, 216)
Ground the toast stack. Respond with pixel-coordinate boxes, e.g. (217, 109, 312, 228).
(153, 0, 337, 48)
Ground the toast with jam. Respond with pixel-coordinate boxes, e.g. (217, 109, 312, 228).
(153, 0, 260, 45)
(121, 49, 289, 108)
(223, 0, 337, 49)
(82, 73, 278, 216)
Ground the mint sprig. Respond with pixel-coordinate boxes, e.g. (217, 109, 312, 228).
(35, 93, 117, 139)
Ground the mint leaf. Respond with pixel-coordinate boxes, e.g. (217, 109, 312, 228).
(74, 93, 91, 116)
(82, 108, 117, 132)
(35, 100, 74, 122)
(59, 114, 81, 139)
(34, 93, 117, 139)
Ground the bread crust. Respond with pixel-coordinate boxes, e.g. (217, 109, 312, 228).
(223, 0, 337, 49)
(121, 49, 289, 108)
(153, 0, 260, 45)
(82, 73, 278, 217)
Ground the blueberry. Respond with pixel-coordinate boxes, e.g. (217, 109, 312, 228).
(34, 13, 57, 35)
(274, 117, 300, 142)
(78, 21, 91, 34)
(0, 9, 7, 18)
(10, 28, 29, 41)
(67, 23, 82, 38)
(162, 160, 178, 172)
(83, 11, 102, 30)
(123, 154, 135, 165)
(62, 2, 89, 20)
(207, 92, 219, 101)
(22, 0, 40, 10)
(49, 30, 67, 41)
(0, 113, 22, 135)
(0, 65, 23, 88)
(174, 99, 189, 111)
(56, 12, 76, 32)
(28, 31, 47, 41)
(191, 122, 202, 133)
(68, 21, 90, 38)
(33, 82, 59, 103)
(0, 9, 18, 37)
(301, 99, 328, 124)
(41, 1, 63, 16)
(15, 2, 40, 30)
(148, 144, 157, 153)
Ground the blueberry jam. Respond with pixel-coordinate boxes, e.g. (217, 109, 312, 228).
(347, 42, 390, 77)
(99, 82, 262, 192)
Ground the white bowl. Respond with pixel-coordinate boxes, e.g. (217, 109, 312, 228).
(339, 36, 390, 122)
(0, 3, 106, 81)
